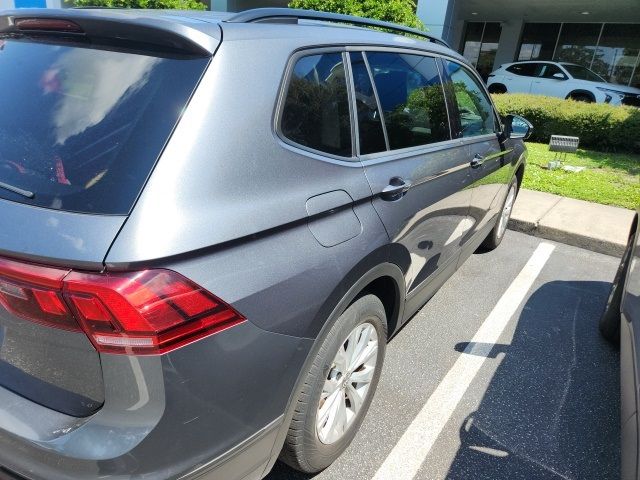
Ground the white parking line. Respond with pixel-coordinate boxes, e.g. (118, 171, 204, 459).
(371, 242, 556, 480)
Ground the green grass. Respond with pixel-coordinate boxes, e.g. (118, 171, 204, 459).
(522, 142, 640, 210)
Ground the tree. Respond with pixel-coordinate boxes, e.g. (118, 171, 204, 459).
(288, 0, 424, 30)
(68, 0, 206, 10)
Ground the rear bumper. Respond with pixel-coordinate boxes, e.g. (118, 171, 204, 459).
(0, 320, 312, 480)
(0, 417, 282, 480)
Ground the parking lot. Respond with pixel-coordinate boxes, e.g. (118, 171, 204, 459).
(268, 230, 620, 480)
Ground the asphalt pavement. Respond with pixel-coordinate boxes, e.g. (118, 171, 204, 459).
(266, 230, 621, 480)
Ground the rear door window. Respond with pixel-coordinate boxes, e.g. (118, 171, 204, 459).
(366, 52, 450, 150)
(0, 39, 209, 214)
(281, 52, 352, 157)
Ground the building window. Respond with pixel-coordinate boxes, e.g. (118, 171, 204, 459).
(594, 24, 640, 88)
(516, 23, 640, 88)
(460, 22, 502, 81)
(554, 23, 602, 66)
(518, 23, 561, 61)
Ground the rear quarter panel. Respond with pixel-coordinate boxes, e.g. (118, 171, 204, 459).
(101, 28, 398, 476)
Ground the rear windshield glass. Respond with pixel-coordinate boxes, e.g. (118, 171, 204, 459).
(0, 39, 208, 214)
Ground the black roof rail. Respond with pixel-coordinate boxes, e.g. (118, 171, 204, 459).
(225, 8, 451, 49)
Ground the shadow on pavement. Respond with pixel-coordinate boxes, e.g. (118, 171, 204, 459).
(446, 280, 620, 479)
(267, 280, 620, 480)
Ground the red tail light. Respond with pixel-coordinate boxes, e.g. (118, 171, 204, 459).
(0, 257, 76, 330)
(0, 257, 245, 355)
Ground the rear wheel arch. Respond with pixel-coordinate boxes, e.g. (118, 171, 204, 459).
(301, 246, 407, 342)
(322, 262, 406, 341)
(264, 259, 406, 474)
(357, 273, 402, 338)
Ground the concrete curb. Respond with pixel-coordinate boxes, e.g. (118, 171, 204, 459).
(508, 218, 627, 257)
(508, 189, 636, 257)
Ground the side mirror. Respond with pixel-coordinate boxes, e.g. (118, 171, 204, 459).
(552, 72, 568, 80)
(502, 114, 533, 141)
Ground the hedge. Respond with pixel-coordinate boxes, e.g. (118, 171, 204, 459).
(491, 93, 640, 153)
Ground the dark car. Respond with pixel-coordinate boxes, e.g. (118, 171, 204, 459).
(0, 8, 531, 479)
(600, 211, 640, 480)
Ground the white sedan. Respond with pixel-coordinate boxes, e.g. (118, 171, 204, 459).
(487, 61, 640, 106)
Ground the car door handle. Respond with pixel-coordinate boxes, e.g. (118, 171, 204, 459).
(381, 177, 411, 201)
(470, 154, 485, 168)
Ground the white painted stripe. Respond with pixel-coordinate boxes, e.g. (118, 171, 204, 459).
(371, 242, 556, 480)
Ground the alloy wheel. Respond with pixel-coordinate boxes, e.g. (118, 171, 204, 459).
(316, 322, 379, 445)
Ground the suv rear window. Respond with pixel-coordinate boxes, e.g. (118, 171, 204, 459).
(0, 39, 208, 214)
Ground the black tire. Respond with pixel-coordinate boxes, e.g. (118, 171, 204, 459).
(481, 179, 518, 251)
(599, 234, 633, 344)
(280, 294, 387, 473)
(568, 92, 594, 103)
(488, 83, 507, 94)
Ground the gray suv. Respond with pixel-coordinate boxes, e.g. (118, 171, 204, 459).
(0, 8, 531, 480)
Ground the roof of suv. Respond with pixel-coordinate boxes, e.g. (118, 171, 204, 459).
(0, 7, 462, 61)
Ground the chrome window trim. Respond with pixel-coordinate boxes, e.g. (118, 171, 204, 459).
(434, 56, 456, 143)
(343, 51, 359, 158)
(358, 136, 462, 166)
(456, 133, 501, 146)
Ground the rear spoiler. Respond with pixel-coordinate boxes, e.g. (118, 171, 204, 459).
(0, 9, 219, 56)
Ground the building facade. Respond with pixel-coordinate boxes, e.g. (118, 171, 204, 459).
(420, 0, 640, 88)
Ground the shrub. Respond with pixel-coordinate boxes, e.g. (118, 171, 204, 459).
(69, 0, 206, 10)
(492, 93, 640, 153)
(288, 0, 424, 29)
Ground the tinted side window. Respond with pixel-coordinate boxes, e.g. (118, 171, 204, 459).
(444, 60, 498, 138)
(539, 63, 563, 78)
(506, 63, 538, 76)
(350, 52, 387, 155)
(366, 52, 450, 150)
(281, 53, 351, 157)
